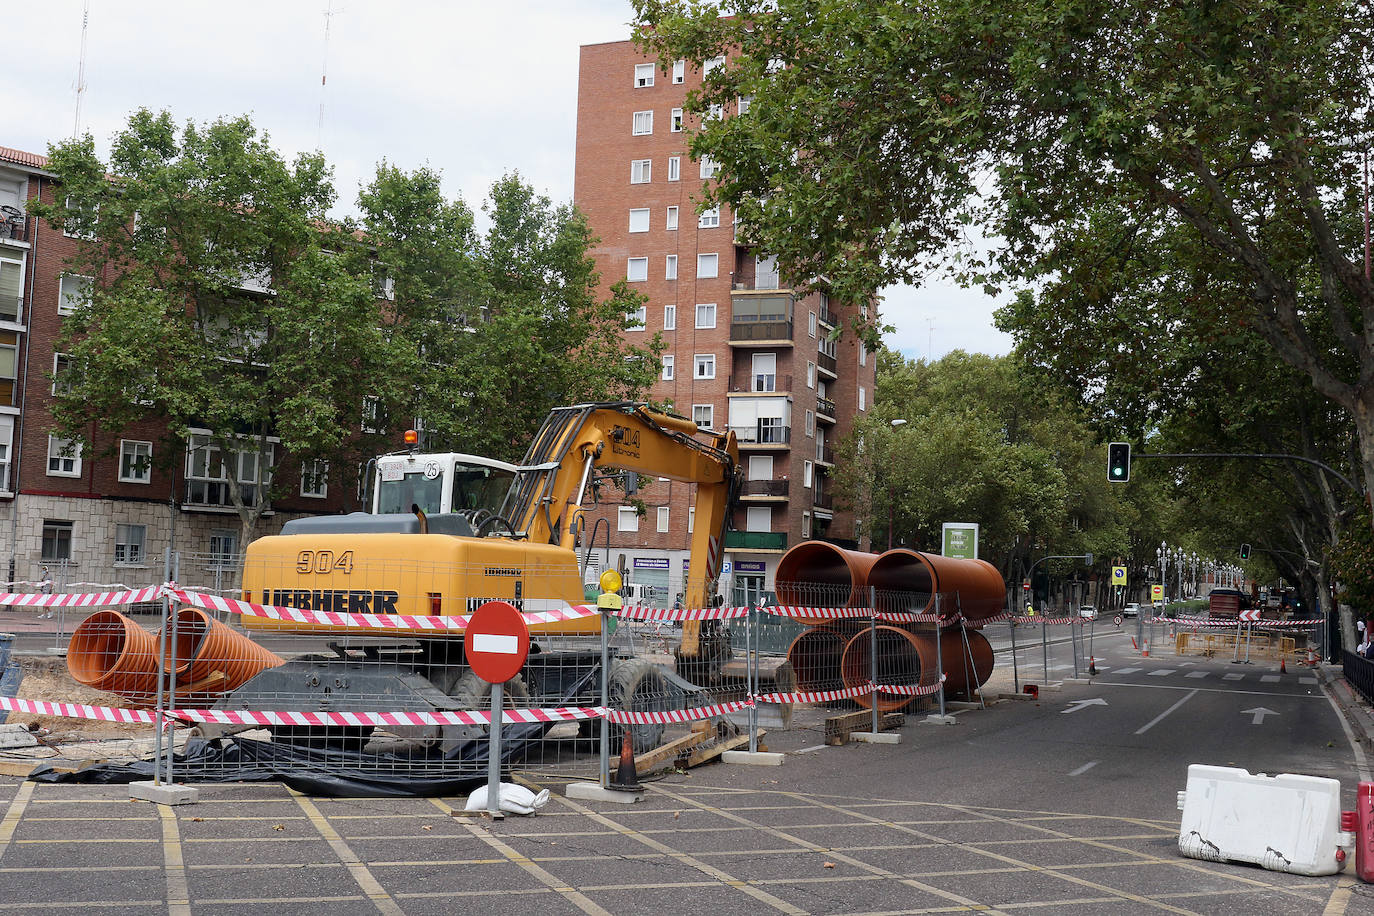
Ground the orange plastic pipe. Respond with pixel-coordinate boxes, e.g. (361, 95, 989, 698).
(67, 610, 161, 704)
(171, 607, 284, 697)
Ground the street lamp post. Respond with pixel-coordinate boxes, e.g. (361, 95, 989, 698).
(886, 419, 907, 551)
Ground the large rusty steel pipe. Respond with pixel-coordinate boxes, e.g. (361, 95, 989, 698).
(869, 549, 1005, 622)
(839, 626, 994, 711)
(775, 541, 880, 613)
(784, 626, 850, 693)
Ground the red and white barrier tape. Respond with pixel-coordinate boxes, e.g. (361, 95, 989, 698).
(0, 586, 161, 609)
(875, 611, 942, 624)
(603, 698, 754, 725)
(757, 683, 874, 705)
(762, 606, 876, 620)
(167, 706, 605, 727)
(613, 604, 749, 621)
(1154, 616, 1323, 628)
(0, 695, 158, 723)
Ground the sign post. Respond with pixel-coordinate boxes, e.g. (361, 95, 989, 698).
(465, 600, 530, 818)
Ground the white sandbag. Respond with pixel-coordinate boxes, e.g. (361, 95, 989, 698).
(465, 782, 551, 815)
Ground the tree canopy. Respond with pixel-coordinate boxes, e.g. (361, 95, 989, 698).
(633, 0, 1374, 515)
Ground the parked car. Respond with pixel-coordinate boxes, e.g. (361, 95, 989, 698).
(1078, 605, 1098, 620)
(1123, 603, 1141, 618)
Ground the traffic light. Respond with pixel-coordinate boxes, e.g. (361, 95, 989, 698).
(1107, 442, 1131, 482)
(1240, 543, 1251, 560)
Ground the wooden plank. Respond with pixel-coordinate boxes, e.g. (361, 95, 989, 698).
(685, 729, 764, 768)
(633, 724, 715, 771)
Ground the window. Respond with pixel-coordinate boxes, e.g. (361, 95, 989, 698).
(46, 435, 81, 477)
(300, 458, 328, 498)
(703, 55, 725, 76)
(51, 353, 75, 396)
(698, 206, 720, 229)
(672, 60, 685, 83)
(699, 157, 719, 179)
(752, 352, 776, 392)
(663, 304, 676, 330)
(632, 110, 653, 135)
(41, 520, 73, 561)
(627, 257, 648, 282)
(185, 433, 276, 508)
(748, 455, 773, 480)
(59, 274, 92, 316)
(667, 157, 680, 181)
(696, 253, 718, 279)
(738, 94, 753, 115)
(859, 343, 867, 366)
(661, 354, 674, 380)
(627, 305, 647, 330)
(62, 195, 97, 240)
(0, 416, 11, 491)
(858, 386, 867, 411)
(617, 506, 640, 532)
(657, 506, 670, 533)
(688, 506, 696, 533)
(635, 63, 654, 87)
(694, 354, 715, 379)
(0, 251, 25, 323)
(804, 460, 814, 488)
(805, 409, 815, 437)
(115, 523, 146, 565)
(755, 255, 779, 289)
(807, 361, 816, 388)
(671, 108, 683, 132)
(692, 404, 713, 428)
(209, 529, 239, 569)
(119, 440, 152, 484)
(695, 302, 716, 328)
(362, 395, 381, 433)
(631, 159, 652, 183)
(666, 206, 679, 230)
(629, 208, 650, 233)
(758, 416, 784, 443)
(746, 506, 772, 532)
(707, 103, 723, 121)
(802, 511, 812, 539)
(665, 255, 678, 280)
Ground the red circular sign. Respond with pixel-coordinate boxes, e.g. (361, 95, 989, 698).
(465, 600, 530, 683)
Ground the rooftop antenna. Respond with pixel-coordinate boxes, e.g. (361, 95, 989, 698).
(72, 0, 90, 138)
(317, 1, 338, 150)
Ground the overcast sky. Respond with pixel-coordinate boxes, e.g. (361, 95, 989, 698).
(10, 0, 1012, 362)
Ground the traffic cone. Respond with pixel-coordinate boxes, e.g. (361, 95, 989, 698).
(1089, 656, 1099, 676)
(1142, 640, 1150, 658)
(608, 728, 640, 791)
(1280, 657, 1287, 674)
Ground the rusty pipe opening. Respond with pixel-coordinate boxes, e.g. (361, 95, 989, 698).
(775, 541, 880, 610)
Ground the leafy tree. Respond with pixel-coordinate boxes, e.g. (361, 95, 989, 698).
(633, 0, 1374, 522)
(354, 169, 664, 463)
(32, 110, 406, 547)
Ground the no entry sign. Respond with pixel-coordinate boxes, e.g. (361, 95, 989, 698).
(465, 600, 530, 683)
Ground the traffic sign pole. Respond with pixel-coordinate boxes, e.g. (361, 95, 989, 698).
(465, 600, 532, 818)
(487, 681, 504, 817)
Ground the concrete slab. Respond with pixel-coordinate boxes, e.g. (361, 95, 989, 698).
(129, 780, 199, 806)
(565, 782, 644, 804)
(851, 731, 901, 745)
(925, 714, 957, 726)
(722, 750, 784, 765)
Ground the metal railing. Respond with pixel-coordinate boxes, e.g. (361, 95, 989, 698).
(816, 395, 836, 417)
(1343, 650, 1374, 705)
(729, 372, 791, 394)
(740, 478, 789, 497)
(729, 319, 793, 341)
(729, 424, 791, 445)
(816, 351, 838, 375)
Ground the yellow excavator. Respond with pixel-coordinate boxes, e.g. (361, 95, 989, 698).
(230, 402, 742, 751)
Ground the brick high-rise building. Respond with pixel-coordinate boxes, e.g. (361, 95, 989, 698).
(574, 39, 877, 605)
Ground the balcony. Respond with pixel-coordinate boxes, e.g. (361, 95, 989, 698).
(741, 478, 789, 499)
(0, 294, 20, 324)
(816, 395, 836, 419)
(818, 305, 838, 328)
(724, 530, 788, 552)
(0, 209, 29, 243)
(816, 351, 838, 377)
(729, 372, 791, 394)
(729, 318, 793, 344)
(812, 490, 834, 509)
(729, 425, 791, 448)
(815, 443, 835, 465)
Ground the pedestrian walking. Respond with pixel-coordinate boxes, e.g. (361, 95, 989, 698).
(37, 566, 53, 618)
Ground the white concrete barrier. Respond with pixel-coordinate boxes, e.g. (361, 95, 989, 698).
(1177, 764, 1350, 876)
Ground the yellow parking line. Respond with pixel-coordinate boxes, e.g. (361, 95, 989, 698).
(289, 789, 403, 916)
(0, 781, 33, 859)
(157, 806, 191, 916)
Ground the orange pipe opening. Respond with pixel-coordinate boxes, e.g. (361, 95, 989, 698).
(67, 610, 161, 704)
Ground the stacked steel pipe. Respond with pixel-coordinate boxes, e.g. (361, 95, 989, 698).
(781, 541, 1004, 710)
(68, 609, 284, 707)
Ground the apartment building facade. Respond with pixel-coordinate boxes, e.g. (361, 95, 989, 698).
(573, 40, 877, 605)
(0, 146, 348, 592)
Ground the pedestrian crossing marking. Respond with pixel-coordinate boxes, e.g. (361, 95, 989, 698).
(1260, 675, 1280, 683)
(1223, 673, 1243, 680)
(1185, 671, 1209, 679)
(1299, 677, 1317, 685)
(1114, 667, 1141, 675)
(1148, 669, 1175, 676)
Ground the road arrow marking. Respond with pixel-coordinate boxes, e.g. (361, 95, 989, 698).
(1242, 707, 1278, 725)
(1061, 698, 1108, 715)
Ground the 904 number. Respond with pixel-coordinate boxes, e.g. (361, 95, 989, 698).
(295, 549, 355, 575)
